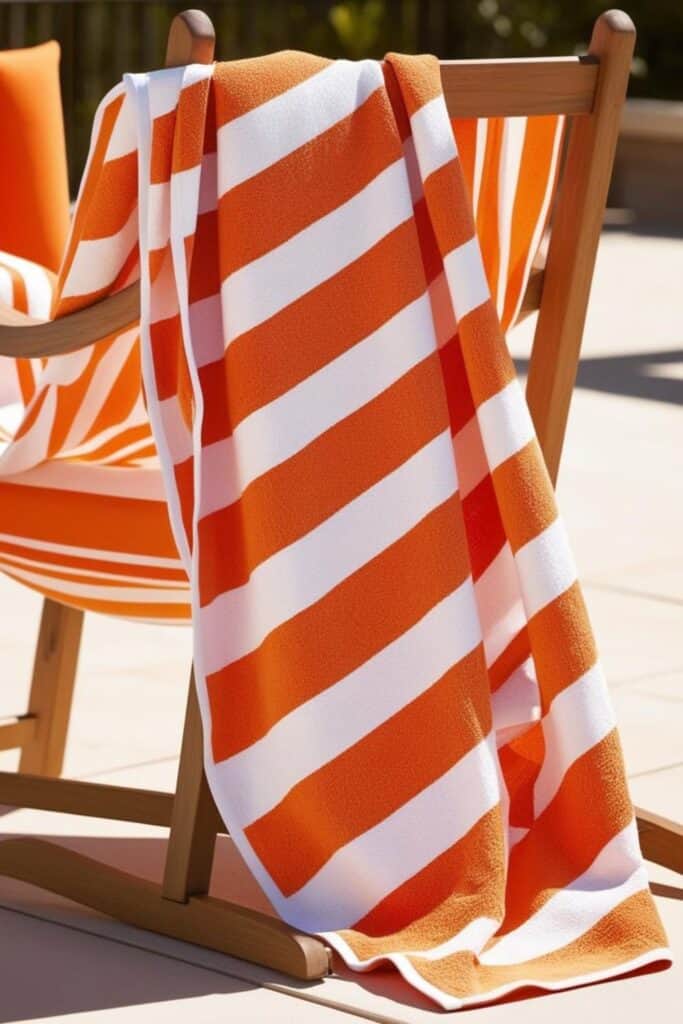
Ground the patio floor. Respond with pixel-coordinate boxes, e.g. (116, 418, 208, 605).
(0, 228, 680, 1022)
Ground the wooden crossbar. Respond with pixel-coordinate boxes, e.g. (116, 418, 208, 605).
(441, 56, 599, 117)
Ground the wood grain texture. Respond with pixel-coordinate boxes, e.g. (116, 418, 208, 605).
(162, 674, 225, 902)
(0, 770, 174, 826)
(0, 838, 331, 980)
(441, 56, 598, 117)
(636, 807, 683, 874)
(526, 10, 637, 484)
(0, 715, 37, 753)
(18, 598, 84, 776)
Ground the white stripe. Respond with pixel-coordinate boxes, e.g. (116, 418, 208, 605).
(409, 95, 458, 180)
(214, 580, 482, 828)
(443, 236, 490, 322)
(0, 550, 183, 588)
(0, 251, 53, 318)
(495, 117, 527, 317)
(398, 947, 670, 1012)
(507, 115, 565, 328)
(198, 292, 437, 518)
(281, 735, 499, 929)
(0, 266, 13, 306)
(104, 84, 136, 161)
(325, 914, 498, 969)
(471, 119, 487, 215)
(0, 388, 56, 475)
(199, 430, 458, 673)
(52, 398, 149, 461)
(477, 378, 535, 471)
(481, 824, 646, 966)
(514, 516, 577, 619)
(4, 564, 188, 604)
(2, 461, 167, 501)
(452, 414, 488, 499)
(221, 159, 413, 343)
(491, 656, 540, 736)
(38, 347, 93, 387)
(533, 663, 616, 818)
(0, 531, 183, 569)
(188, 293, 224, 369)
(60, 329, 139, 451)
(158, 396, 193, 465)
(217, 59, 383, 194)
(60, 207, 138, 299)
(474, 542, 527, 667)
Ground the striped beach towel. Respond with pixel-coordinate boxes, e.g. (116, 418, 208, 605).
(4, 51, 672, 1008)
(2, 104, 555, 627)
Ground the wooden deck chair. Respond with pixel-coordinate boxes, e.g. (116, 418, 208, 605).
(0, 7, 679, 983)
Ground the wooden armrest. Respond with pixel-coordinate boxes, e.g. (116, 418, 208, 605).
(0, 229, 546, 357)
(0, 284, 140, 358)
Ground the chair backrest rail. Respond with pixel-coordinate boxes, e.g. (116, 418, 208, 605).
(441, 57, 598, 117)
(0, 8, 632, 397)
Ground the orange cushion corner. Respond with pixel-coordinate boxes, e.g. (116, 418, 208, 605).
(0, 40, 70, 272)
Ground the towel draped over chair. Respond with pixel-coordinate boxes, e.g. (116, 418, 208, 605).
(0, 50, 669, 1009)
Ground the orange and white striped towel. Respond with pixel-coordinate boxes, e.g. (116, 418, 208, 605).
(0, 97, 558, 626)
(16, 52, 676, 1007)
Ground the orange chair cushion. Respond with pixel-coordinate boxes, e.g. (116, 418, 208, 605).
(0, 41, 70, 271)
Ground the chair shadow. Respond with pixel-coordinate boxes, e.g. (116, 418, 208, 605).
(0, 830, 323, 1023)
(514, 348, 683, 406)
(0, 827, 677, 1021)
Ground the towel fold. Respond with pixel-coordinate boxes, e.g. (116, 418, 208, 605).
(54, 52, 670, 1009)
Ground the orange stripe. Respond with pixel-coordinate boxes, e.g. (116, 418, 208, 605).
(245, 644, 490, 896)
(56, 92, 125, 306)
(2, 571, 190, 621)
(450, 118, 478, 198)
(0, 481, 178, 557)
(213, 52, 331, 127)
(488, 626, 531, 692)
(500, 729, 631, 935)
(198, 352, 451, 604)
(345, 804, 504, 946)
(461, 471, 505, 581)
(405, 889, 666, 1000)
(501, 115, 560, 329)
(200, 219, 427, 444)
(457, 301, 515, 405)
(0, 537, 185, 582)
(219, 88, 402, 279)
(80, 153, 138, 240)
(207, 494, 470, 762)
(475, 117, 503, 302)
(384, 54, 443, 119)
(498, 721, 545, 829)
(422, 158, 474, 259)
(528, 582, 597, 711)
(491, 439, 557, 553)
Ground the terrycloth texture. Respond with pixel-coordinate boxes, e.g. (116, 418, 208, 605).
(0, 106, 557, 624)
(6, 54, 672, 1007)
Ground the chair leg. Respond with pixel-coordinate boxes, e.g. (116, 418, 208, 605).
(162, 669, 223, 902)
(18, 598, 84, 777)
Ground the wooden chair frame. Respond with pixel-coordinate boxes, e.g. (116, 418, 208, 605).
(0, 7, 679, 983)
